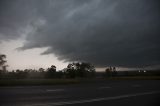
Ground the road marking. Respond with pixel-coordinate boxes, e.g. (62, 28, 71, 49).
(46, 89, 64, 92)
(29, 91, 160, 106)
(99, 86, 111, 89)
(132, 84, 141, 87)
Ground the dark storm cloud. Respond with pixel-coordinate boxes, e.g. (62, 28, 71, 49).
(0, 0, 32, 40)
(0, 0, 160, 67)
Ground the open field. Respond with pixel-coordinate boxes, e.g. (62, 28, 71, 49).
(0, 79, 80, 86)
(0, 76, 160, 86)
(105, 76, 160, 80)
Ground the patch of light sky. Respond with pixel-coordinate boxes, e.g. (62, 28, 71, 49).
(0, 39, 68, 71)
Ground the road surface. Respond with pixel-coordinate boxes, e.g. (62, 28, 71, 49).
(0, 80, 160, 106)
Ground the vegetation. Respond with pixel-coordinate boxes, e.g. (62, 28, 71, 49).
(0, 54, 96, 80)
(105, 76, 160, 80)
(0, 54, 7, 73)
(0, 63, 96, 79)
(0, 79, 79, 86)
(0, 54, 160, 86)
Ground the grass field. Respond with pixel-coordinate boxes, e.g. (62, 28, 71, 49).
(106, 76, 160, 80)
(0, 79, 80, 86)
(0, 76, 160, 86)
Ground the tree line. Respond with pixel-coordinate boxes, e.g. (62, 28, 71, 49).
(1, 54, 159, 79)
(0, 54, 95, 79)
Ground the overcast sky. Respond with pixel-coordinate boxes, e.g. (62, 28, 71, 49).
(0, 0, 160, 71)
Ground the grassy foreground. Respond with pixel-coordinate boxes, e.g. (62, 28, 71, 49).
(0, 79, 80, 86)
(106, 76, 160, 80)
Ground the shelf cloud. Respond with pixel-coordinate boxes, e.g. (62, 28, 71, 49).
(0, 0, 160, 67)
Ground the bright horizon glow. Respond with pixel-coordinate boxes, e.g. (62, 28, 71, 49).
(0, 39, 68, 71)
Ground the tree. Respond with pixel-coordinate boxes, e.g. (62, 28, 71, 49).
(112, 67, 117, 77)
(66, 63, 76, 78)
(46, 65, 56, 78)
(78, 62, 95, 77)
(0, 54, 7, 72)
(105, 66, 117, 77)
(38, 68, 45, 72)
(105, 68, 112, 77)
(66, 62, 95, 78)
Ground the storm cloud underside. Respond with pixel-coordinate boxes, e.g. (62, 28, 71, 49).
(0, 0, 160, 67)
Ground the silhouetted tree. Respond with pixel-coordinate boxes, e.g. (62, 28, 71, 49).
(79, 62, 95, 77)
(105, 68, 112, 77)
(0, 54, 6, 65)
(65, 62, 95, 78)
(38, 68, 45, 72)
(112, 67, 117, 77)
(105, 66, 117, 77)
(0, 54, 8, 76)
(0, 54, 7, 72)
(46, 65, 56, 78)
(66, 63, 76, 78)
(15, 69, 27, 79)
